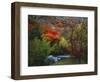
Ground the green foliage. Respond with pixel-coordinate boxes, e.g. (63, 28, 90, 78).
(28, 38, 58, 66)
(28, 27, 41, 40)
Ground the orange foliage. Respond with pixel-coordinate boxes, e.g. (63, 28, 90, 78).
(42, 28, 60, 41)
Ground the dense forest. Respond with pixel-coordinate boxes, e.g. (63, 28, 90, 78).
(28, 15, 88, 66)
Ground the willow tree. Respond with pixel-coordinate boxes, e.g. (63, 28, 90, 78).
(66, 19, 87, 64)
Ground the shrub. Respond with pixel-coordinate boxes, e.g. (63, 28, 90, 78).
(28, 38, 57, 66)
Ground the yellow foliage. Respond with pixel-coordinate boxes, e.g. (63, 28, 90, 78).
(59, 37, 68, 48)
